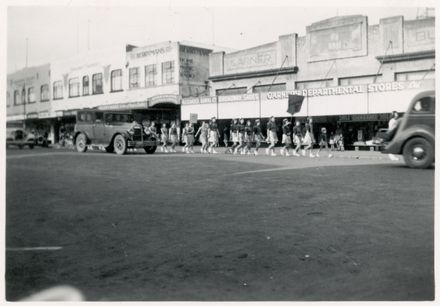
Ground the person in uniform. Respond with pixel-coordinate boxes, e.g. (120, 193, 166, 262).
(223, 125, 229, 149)
(182, 122, 189, 153)
(168, 122, 179, 153)
(292, 121, 302, 157)
(208, 117, 220, 154)
(302, 122, 315, 158)
(244, 119, 254, 155)
(280, 118, 292, 156)
(253, 119, 264, 156)
(186, 122, 195, 154)
(160, 123, 169, 153)
(234, 118, 246, 155)
(227, 119, 239, 154)
(148, 121, 158, 138)
(265, 116, 278, 156)
(316, 127, 332, 158)
(195, 121, 209, 154)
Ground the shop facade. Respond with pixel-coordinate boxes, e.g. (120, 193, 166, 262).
(181, 15, 435, 145)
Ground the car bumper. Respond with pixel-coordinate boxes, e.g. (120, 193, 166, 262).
(127, 140, 159, 148)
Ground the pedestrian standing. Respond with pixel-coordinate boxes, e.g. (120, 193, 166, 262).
(265, 116, 277, 156)
(160, 123, 169, 153)
(208, 117, 220, 154)
(223, 125, 230, 149)
(316, 127, 332, 158)
(280, 119, 292, 156)
(253, 119, 264, 156)
(169, 122, 179, 152)
(186, 122, 195, 153)
(234, 118, 246, 155)
(149, 121, 158, 138)
(292, 121, 302, 156)
(244, 119, 254, 155)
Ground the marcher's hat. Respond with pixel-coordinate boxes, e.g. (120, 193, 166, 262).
(283, 118, 288, 122)
(255, 119, 260, 123)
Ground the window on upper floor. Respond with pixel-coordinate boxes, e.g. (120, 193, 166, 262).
(53, 81, 63, 100)
(295, 79, 333, 90)
(83, 76, 90, 95)
(253, 83, 286, 93)
(40, 84, 49, 102)
(92, 73, 103, 94)
(27, 87, 36, 103)
(129, 67, 139, 89)
(339, 75, 382, 86)
(162, 61, 175, 84)
(69, 77, 80, 97)
(145, 64, 157, 87)
(14, 90, 20, 105)
(395, 70, 435, 81)
(111, 69, 123, 92)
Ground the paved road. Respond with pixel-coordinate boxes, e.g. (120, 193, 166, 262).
(5, 148, 434, 301)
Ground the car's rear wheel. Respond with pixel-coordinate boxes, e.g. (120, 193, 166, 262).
(403, 137, 433, 169)
(113, 135, 127, 155)
(75, 133, 88, 153)
(144, 145, 157, 154)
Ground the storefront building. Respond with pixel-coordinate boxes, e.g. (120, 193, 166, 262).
(181, 15, 435, 145)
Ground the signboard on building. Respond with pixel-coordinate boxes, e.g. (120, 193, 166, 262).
(224, 42, 278, 74)
(98, 101, 149, 111)
(306, 15, 368, 62)
(189, 113, 198, 123)
(149, 94, 180, 107)
(404, 18, 435, 53)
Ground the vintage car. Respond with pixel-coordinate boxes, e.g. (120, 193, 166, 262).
(73, 110, 159, 155)
(381, 90, 435, 169)
(6, 128, 36, 149)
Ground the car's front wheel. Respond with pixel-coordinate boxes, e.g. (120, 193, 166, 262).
(144, 145, 157, 154)
(75, 133, 88, 153)
(113, 135, 127, 155)
(403, 137, 434, 169)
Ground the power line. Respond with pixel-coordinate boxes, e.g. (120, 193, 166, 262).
(268, 55, 288, 92)
(374, 40, 392, 83)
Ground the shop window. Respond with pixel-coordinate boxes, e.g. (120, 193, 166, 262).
(69, 77, 80, 97)
(253, 83, 286, 93)
(92, 73, 103, 94)
(339, 75, 382, 86)
(111, 69, 123, 92)
(40, 84, 49, 102)
(53, 81, 63, 100)
(162, 61, 175, 84)
(14, 90, 20, 105)
(295, 79, 333, 90)
(145, 64, 157, 87)
(129, 67, 139, 88)
(216, 87, 247, 96)
(27, 87, 36, 103)
(83, 76, 89, 95)
(395, 70, 435, 81)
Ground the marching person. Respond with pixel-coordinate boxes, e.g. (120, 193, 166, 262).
(182, 122, 189, 153)
(292, 121, 302, 157)
(302, 121, 315, 158)
(253, 119, 264, 156)
(227, 119, 239, 154)
(280, 118, 292, 156)
(168, 122, 179, 153)
(148, 121, 158, 138)
(195, 121, 209, 153)
(234, 118, 246, 155)
(244, 119, 254, 155)
(316, 127, 333, 158)
(265, 116, 277, 156)
(186, 122, 195, 153)
(223, 124, 230, 150)
(208, 117, 220, 154)
(160, 123, 169, 153)
(329, 132, 335, 151)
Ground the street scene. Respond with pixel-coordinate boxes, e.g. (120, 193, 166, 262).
(5, 3, 436, 302)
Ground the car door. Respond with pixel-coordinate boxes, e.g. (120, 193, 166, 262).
(93, 112, 106, 143)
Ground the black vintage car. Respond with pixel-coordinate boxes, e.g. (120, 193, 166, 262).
(73, 110, 159, 155)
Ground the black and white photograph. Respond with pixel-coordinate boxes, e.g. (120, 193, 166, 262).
(2, 0, 437, 302)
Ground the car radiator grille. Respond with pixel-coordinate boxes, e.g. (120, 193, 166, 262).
(132, 127, 143, 141)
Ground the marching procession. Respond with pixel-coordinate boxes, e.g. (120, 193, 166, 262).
(142, 116, 337, 158)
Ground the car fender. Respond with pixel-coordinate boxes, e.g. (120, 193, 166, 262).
(73, 131, 92, 144)
(385, 125, 434, 154)
(109, 132, 130, 146)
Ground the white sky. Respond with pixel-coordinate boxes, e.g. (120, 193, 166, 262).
(6, 1, 435, 73)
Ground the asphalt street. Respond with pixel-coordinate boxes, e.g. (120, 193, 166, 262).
(5, 147, 434, 301)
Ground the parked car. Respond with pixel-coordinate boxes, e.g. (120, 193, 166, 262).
(381, 90, 435, 169)
(73, 110, 159, 155)
(6, 128, 36, 149)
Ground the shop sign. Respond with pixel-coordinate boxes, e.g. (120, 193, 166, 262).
(98, 101, 149, 111)
(38, 111, 50, 119)
(149, 94, 179, 107)
(130, 45, 173, 60)
(63, 110, 77, 117)
(338, 113, 390, 122)
(267, 81, 424, 99)
(26, 112, 38, 119)
(189, 113, 198, 123)
(181, 96, 217, 105)
(218, 93, 258, 103)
